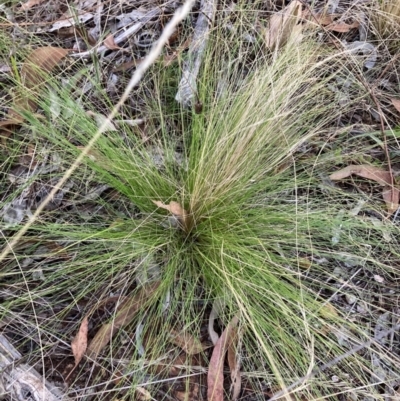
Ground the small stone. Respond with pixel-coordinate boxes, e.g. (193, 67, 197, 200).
(345, 294, 357, 305)
(374, 274, 384, 283)
(332, 266, 344, 278)
(356, 302, 368, 314)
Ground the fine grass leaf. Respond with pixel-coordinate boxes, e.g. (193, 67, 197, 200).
(390, 98, 400, 112)
(168, 327, 208, 355)
(207, 315, 239, 401)
(319, 302, 339, 319)
(86, 110, 117, 131)
(329, 164, 392, 186)
(86, 281, 160, 359)
(227, 326, 241, 401)
(71, 316, 88, 366)
(265, 0, 302, 50)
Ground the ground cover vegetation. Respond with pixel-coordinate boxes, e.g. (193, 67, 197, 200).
(0, 0, 400, 400)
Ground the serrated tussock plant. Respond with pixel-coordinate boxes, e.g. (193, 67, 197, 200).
(2, 36, 400, 400)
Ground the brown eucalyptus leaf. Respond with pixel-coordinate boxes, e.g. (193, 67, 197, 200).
(86, 281, 160, 359)
(301, 11, 336, 25)
(152, 200, 188, 221)
(330, 164, 400, 215)
(1, 47, 69, 129)
(382, 186, 399, 216)
(20, 0, 46, 10)
(104, 34, 122, 50)
(208, 315, 239, 401)
(329, 165, 391, 186)
(22, 46, 69, 88)
(265, 0, 303, 50)
(391, 98, 400, 112)
(326, 20, 359, 32)
(71, 316, 88, 366)
(168, 328, 207, 355)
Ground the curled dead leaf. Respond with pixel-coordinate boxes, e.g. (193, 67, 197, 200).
(265, 0, 303, 50)
(152, 200, 189, 228)
(104, 34, 122, 50)
(71, 316, 89, 366)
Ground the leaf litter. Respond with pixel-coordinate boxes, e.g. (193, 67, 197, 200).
(207, 314, 240, 401)
(330, 164, 399, 215)
(0, 46, 69, 129)
(86, 281, 160, 358)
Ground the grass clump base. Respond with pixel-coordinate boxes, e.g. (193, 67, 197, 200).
(1, 28, 400, 401)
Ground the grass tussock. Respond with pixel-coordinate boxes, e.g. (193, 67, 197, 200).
(1, 20, 400, 401)
(369, 0, 400, 52)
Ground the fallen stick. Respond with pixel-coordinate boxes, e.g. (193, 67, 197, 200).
(0, 334, 70, 400)
(175, 0, 216, 107)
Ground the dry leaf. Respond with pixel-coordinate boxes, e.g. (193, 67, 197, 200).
(302, 11, 336, 25)
(326, 20, 359, 32)
(71, 316, 88, 366)
(20, 0, 46, 10)
(330, 164, 399, 215)
(329, 164, 392, 186)
(86, 281, 159, 358)
(104, 34, 122, 50)
(0, 47, 69, 130)
(301, 12, 359, 32)
(208, 315, 239, 401)
(22, 47, 69, 88)
(152, 200, 189, 226)
(265, 0, 303, 50)
(227, 326, 241, 401)
(136, 387, 152, 401)
(382, 186, 399, 216)
(169, 328, 207, 355)
(390, 98, 400, 112)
